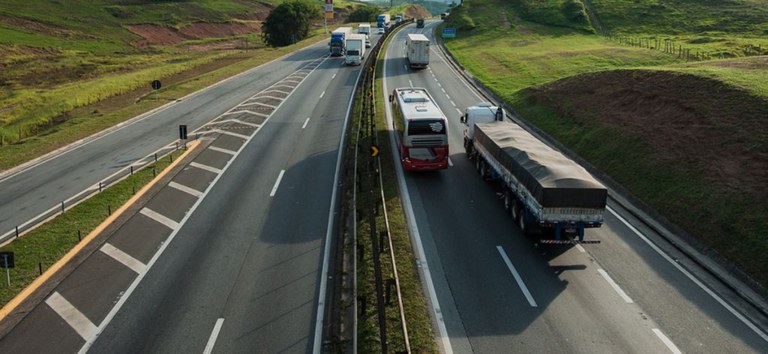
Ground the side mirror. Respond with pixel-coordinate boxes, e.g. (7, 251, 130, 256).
(459, 114, 466, 124)
(389, 94, 394, 102)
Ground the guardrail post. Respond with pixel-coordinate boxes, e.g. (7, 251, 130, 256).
(107, 205, 111, 216)
(99, 182, 103, 192)
(15, 226, 19, 238)
(130, 166, 134, 175)
(61, 201, 65, 214)
(78, 230, 81, 241)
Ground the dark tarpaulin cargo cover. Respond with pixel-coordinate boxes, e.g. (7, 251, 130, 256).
(475, 121, 607, 209)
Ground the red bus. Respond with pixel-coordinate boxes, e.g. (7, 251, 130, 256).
(389, 87, 449, 171)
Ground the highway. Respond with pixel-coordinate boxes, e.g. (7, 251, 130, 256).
(0, 33, 383, 352)
(0, 42, 328, 243)
(384, 20, 768, 353)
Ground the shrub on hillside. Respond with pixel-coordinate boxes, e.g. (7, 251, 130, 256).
(262, 0, 321, 47)
(348, 5, 380, 23)
(561, 0, 591, 26)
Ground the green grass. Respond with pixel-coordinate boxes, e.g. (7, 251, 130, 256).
(0, 148, 182, 307)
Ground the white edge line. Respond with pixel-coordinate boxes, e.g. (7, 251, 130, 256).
(575, 244, 586, 253)
(382, 51, 453, 354)
(652, 328, 682, 354)
(608, 206, 768, 342)
(447, 157, 453, 167)
(313, 57, 365, 354)
(597, 268, 633, 303)
(497, 246, 538, 307)
(269, 170, 286, 197)
(302, 117, 311, 129)
(203, 318, 225, 354)
(78, 54, 330, 354)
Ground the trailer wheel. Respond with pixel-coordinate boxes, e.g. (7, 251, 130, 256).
(475, 157, 482, 174)
(511, 198, 521, 221)
(503, 189, 513, 214)
(518, 210, 530, 235)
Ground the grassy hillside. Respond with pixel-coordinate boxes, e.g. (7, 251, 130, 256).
(442, 0, 768, 288)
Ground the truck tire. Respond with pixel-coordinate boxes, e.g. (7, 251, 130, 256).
(511, 198, 521, 221)
(464, 139, 473, 155)
(478, 160, 487, 179)
(503, 189, 513, 214)
(518, 211, 530, 235)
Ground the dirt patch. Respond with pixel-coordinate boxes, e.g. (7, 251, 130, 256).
(526, 69, 768, 198)
(403, 5, 432, 20)
(127, 22, 263, 47)
(700, 56, 768, 70)
(0, 14, 85, 39)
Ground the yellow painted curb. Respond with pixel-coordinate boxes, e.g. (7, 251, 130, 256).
(0, 140, 200, 321)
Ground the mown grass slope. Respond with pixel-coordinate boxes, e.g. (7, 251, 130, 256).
(443, 0, 768, 288)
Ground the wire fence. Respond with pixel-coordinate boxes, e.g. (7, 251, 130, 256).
(604, 33, 767, 61)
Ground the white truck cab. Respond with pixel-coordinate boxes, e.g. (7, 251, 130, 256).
(460, 102, 505, 152)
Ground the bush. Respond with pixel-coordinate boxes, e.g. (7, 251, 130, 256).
(561, 0, 590, 25)
(262, 0, 322, 47)
(348, 5, 380, 23)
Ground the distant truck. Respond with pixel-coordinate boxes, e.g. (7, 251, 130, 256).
(358, 23, 371, 35)
(406, 33, 430, 69)
(345, 34, 366, 65)
(330, 26, 352, 56)
(394, 14, 403, 24)
(416, 18, 425, 28)
(440, 12, 449, 20)
(377, 14, 390, 28)
(460, 103, 607, 242)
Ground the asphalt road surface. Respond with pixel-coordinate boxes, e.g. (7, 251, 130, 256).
(383, 20, 768, 353)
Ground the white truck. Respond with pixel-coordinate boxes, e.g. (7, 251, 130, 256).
(460, 102, 607, 243)
(358, 23, 371, 35)
(345, 34, 366, 65)
(406, 33, 430, 69)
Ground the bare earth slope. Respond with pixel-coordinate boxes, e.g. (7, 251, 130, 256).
(523, 68, 768, 286)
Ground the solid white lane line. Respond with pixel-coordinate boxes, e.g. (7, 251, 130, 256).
(140, 208, 180, 230)
(302, 117, 311, 129)
(270, 170, 285, 197)
(190, 162, 223, 174)
(497, 246, 538, 307)
(608, 206, 768, 342)
(597, 268, 633, 303)
(448, 157, 454, 167)
(46, 292, 98, 340)
(213, 129, 249, 140)
(409, 79, 413, 88)
(203, 318, 225, 354)
(208, 146, 237, 156)
(168, 181, 203, 197)
(100, 243, 146, 274)
(319, 90, 325, 99)
(652, 328, 682, 354)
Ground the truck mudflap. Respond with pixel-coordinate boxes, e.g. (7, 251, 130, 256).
(539, 239, 601, 245)
(543, 222, 601, 243)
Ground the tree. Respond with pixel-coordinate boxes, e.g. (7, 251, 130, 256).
(348, 5, 381, 23)
(262, 0, 321, 47)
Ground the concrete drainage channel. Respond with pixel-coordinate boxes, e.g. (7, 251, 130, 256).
(0, 55, 328, 352)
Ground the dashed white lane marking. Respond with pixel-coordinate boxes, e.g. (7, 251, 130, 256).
(320, 90, 326, 99)
(652, 328, 682, 354)
(456, 108, 462, 114)
(203, 318, 225, 354)
(575, 244, 586, 253)
(46, 292, 98, 340)
(100, 243, 146, 274)
(497, 246, 538, 307)
(608, 206, 768, 342)
(270, 170, 286, 197)
(436, 81, 442, 87)
(597, 268, 633, 303)
(332, 73, 337, 79)
(441, 88, 446, 94)
(302, 117, 311, 129)
(208, 146, 237, 156)
(190, 161, 223, 174)
(168, 181, 203, 197)
(403, 64, 408, 70)
(212, 129, 249, 140)
(448, 157, 454, 167)
(140, 208, 180, 230)
(409, 79, 413, 88)
(450, 100, 456, 107)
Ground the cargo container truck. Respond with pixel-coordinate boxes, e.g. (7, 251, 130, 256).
(345, 34, 366, 65)
(329, 26, 352, 56)
(406, 33, 430, 69)
(377, 14, 391, 28)
(460, 103, 607, 242)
